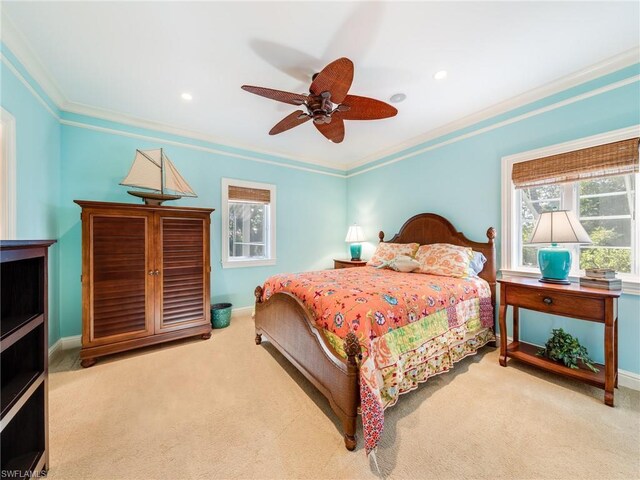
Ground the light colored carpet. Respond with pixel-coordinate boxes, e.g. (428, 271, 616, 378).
(48, 314, 639, 480)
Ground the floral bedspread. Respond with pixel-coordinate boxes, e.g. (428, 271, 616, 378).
(262, 266, 494, 454)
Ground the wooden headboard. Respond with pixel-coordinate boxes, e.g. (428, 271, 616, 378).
(379, 213, 497, 303)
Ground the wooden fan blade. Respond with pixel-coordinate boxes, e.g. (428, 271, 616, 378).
(269, 111, 311, 135)
(339, 95, 398, 120)
(314, 114, 345, 143)
(309, 58, 354, 104)
(241, 85, 307, 106)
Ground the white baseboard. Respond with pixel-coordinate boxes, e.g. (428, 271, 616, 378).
(495, 335, 639, 391)
(618, 370, 640, 391)
(48, 339, 62, 359)
(48, 334, 81, 359)
(47, 306, 254, 360)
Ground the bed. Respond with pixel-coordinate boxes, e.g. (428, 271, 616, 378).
(254, 213, 497, 453)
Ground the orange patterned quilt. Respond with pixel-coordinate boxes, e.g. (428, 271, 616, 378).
(262, 266, 494, 454)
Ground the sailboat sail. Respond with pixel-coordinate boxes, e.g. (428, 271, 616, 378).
(120, 149, 197, 197)
(164, 158, 196, 197)
(120, 149, 162, 192)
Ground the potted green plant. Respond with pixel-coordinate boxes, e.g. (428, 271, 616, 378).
(537, 328, 599, 373)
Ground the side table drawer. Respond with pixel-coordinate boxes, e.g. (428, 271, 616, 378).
(505, 285, 604, 322)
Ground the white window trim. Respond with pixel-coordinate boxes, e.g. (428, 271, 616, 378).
(1, 108, 17, 240)
(221, 178, 276, 268)
(501, 125, 640, 295)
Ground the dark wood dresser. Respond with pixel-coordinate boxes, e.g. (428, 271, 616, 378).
(75, 201, 214, 367)
(1, 240, 55, 478)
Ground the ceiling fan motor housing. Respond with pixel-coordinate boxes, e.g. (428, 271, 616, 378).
(307, 93, 334, 124)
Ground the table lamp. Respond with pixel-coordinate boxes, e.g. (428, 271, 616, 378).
(345, 225, 365, 261)
(527, 210, 592, 284)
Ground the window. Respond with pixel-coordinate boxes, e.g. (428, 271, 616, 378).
(517, 176, 636, 273)
(503, 128, 640, 293)
(0, 108, 16, 239)
(221, 178, 276, 268)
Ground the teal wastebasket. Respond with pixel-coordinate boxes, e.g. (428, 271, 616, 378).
(211, 303, 232, 329)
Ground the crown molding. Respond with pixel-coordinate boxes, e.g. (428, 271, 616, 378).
(0, 15, 66, 107)
(0, 52, 59, 119)
(61, 100, 346, 172)
(60, 119, 346, 178)
(347, 74, 639, 178)
(347, 47, 640, 171)
(1, 13, 346, 173)
(2, 8, 638, 174)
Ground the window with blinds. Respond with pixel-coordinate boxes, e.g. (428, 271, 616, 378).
(505, 134, 639, 283)
(222, 179, 276, 267)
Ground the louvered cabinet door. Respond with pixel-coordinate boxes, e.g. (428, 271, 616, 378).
(84, 212, 154, 346)
(156, 214, 211, 333)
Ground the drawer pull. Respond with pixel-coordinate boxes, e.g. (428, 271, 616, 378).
(543, 297, 553, 305)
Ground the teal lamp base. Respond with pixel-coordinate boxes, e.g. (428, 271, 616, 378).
(350, 243, 362, 261)
(538, 244, 572, 285)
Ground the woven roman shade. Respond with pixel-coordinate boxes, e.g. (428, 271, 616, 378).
(512, 138, 639, 188)
(228, 185, 271, 203)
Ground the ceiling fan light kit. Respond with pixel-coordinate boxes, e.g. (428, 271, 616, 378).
(241, 57, 398, 143)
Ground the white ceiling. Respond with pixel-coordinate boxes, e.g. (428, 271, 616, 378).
(3, 1, 639, 169)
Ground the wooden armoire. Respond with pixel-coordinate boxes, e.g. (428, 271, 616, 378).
(75, 201, 214, 367)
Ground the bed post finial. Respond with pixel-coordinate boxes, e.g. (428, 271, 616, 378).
(486, 227, 496, 244)
(378, 231, 384, 242)
(344, 332, 360, 369)
(254, 285, 264, 304)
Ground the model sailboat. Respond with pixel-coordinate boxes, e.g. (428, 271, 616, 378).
(120, 148, 197, 205)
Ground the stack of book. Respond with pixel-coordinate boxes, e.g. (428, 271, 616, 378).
(580, 268, 622, 290)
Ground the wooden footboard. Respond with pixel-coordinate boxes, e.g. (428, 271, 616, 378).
(254, 286, 360, 450)
(253, 213, 497, 452)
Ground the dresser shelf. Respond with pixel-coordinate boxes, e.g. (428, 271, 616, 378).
(1, 371, 43, 420)
(1, 240, 54, 478)
(1, 314, 44, 352)
(1, 313, 43, 341)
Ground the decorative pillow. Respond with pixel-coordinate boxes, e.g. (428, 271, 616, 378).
(376, 255, 421, 273)
(367, 242, 419, 267)
(415, 243, 474, 278)
(470, 251, 487, 276)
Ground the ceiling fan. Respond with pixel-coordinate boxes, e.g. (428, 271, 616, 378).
(241, 57, 397, 143)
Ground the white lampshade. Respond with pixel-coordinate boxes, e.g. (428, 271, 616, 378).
(345, 225, 365, 243)
(528, 210, 592, 245)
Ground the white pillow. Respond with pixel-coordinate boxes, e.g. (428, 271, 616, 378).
(377, 255, 421, 273)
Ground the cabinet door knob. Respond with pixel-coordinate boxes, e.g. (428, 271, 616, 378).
(543, 296, 553, 305)
(148, 270, 154, 276)
(155, 270, 160, 276)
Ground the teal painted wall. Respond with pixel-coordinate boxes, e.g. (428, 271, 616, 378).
(57, 118, 347, 338)
(1, 45, 61, 346)
(3, 38, 638, 376)
(2, 44, 346, 344)
(346, 66, 640, 374)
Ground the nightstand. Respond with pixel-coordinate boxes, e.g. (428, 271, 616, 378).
(498, 276, 621, 406)
(334, 259, 367, 269)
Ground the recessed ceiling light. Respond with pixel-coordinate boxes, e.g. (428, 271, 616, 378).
(181, 92, 193, 101)
(433, 70, 448, 80)
(390, 93, 406, 103)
